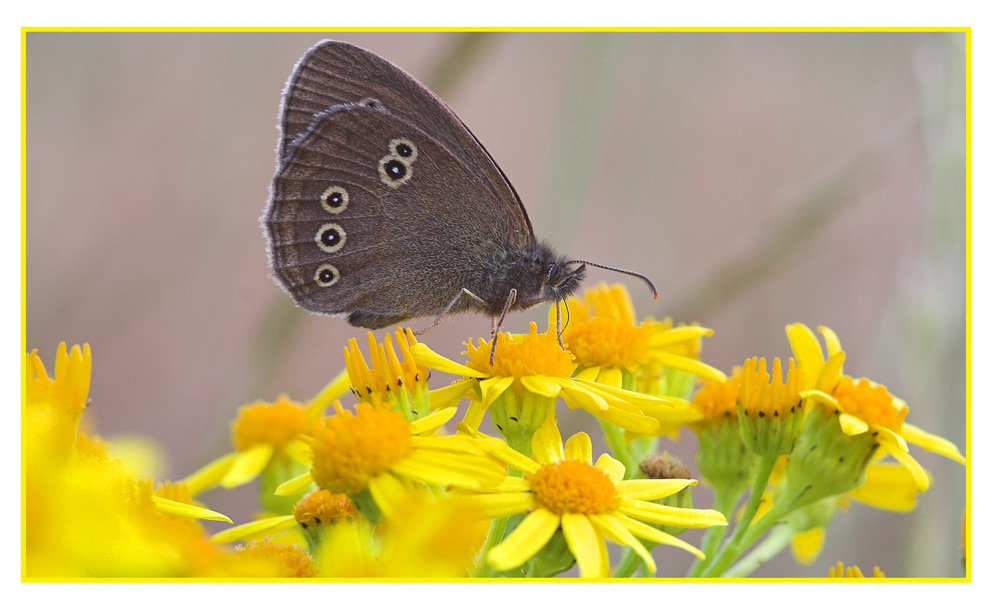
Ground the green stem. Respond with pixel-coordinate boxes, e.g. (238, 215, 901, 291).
(471, 515, 509, 578)
(701, 490, 794, 578)
(722, 524, 795, 578)
(696, 453, 778, 578)
(686, 483, 743, 577)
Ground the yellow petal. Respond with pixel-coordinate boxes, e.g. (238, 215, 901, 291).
(459, 399, 488, 433)
(790, 527, 825, 565)
(618, 497, 727, 528)
(838, 412, 869, 435)
(573, 379, 673, 410)
(646, 326, 714, 347)
(429, 378, 478, 410)
(786, 323, 823, 388)
(531, 414, 565, 465)
(368, 471, 411, 522)
(561, 512, 609, 578)
(849, 463, 921, 511)
(284, 438, 313, 467)
(209, 515, 295, 543)
(552, 378, 609, 413)
(488, 508, 560, 572)
(590, 513, 655, 574)
(574, 366, 602, 382)
(221, 443, 274, 488)
(151, 496, 232, 523)
(275, 471, 315, 496)
(480, 376, 514, 409)
(521, 375, 562, 398)
(595, 367, 623, 389)
(595, 453, 626, 482)
(617, 478, 697, 501)
(178, 451, 238, 496)
(409, 343, 488, 378)
(615, 512, 706, 559)
(817, 326, 843, 358)
(800, 389, 840, 409)
(880, 440, 930, 493)
(409, 406, 456, 436)
(564, 432, 593, 464)
(307, 368, 350, 421)
(647, 351, 727, 383)
(815, 350, 846, 394)
(901, 423, 966, 465)
(391, 449, 505, 490)
(453, 491, 536, 519)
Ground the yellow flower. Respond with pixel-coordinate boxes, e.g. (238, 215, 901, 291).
(456, 415, 727, 577)
(25, 345, 233, 577)
(180, 395, 314, 496)
(828, 562, 886, 578)
(276, 403, 505, 522)
(411, 322, 676, 450)
(555, 283, 726, 393)
(232, 539, 319, 578)
(210, 489, 359, 545)
(316, 491, 490, 578)
(345, 327, 456, 420)
(786, 323, 965, 494)
(737, 357, 805, 457)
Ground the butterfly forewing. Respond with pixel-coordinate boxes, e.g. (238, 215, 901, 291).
(276, 40, 533, 242)
(266, 103, 527, 327)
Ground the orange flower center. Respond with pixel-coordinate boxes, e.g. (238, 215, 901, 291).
(236, 539, 318, 578)
(308, 404, 412, 495)
(465, 322, 575, 379)
(531, 459, 619, 515)
(562, 317, 649, 368)
(691, 368, 741, 419)
(293, 489, 357, 527)
(831, 378, 905, 433)
(232, 396, 308, 451)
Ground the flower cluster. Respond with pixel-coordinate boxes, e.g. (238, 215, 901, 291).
(23, 284, 965, 579)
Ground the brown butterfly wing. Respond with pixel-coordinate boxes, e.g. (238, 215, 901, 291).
(276, 39, 533, 243)
(265, 103, 526, 328)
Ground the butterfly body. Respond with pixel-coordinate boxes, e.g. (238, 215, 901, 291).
(263, 40, 591, 330)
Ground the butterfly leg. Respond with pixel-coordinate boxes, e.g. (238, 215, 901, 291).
(490, 289, 518, 364)
(414, 288, 489, 336)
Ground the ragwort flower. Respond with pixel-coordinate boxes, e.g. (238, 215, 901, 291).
(276, 402, 505, 522)
(411, 322, 674, 454)
(457, 415, 727, 577)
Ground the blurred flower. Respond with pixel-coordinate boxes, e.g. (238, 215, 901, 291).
(180, 395, 314, 513)
(25, 344, 232, 578)
(231, 539, 318, 578)
(827, 562, 885, 578)
(316, 491, 490, 578)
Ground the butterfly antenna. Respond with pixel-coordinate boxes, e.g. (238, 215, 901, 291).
(566, 260, 658, 299)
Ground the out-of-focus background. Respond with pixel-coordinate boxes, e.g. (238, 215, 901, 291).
(25, 32, 966, 577)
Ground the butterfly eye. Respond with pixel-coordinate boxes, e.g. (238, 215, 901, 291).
(314, 264, 340, 288)
(320, 185, 349, 214)
(359, 97, 385, 110)
(315, 223, 347, 253)
(379, 156, 412, 188)
(389, 138, 418, 163)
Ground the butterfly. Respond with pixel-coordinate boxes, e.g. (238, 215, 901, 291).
(263, 40, 655, 356)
